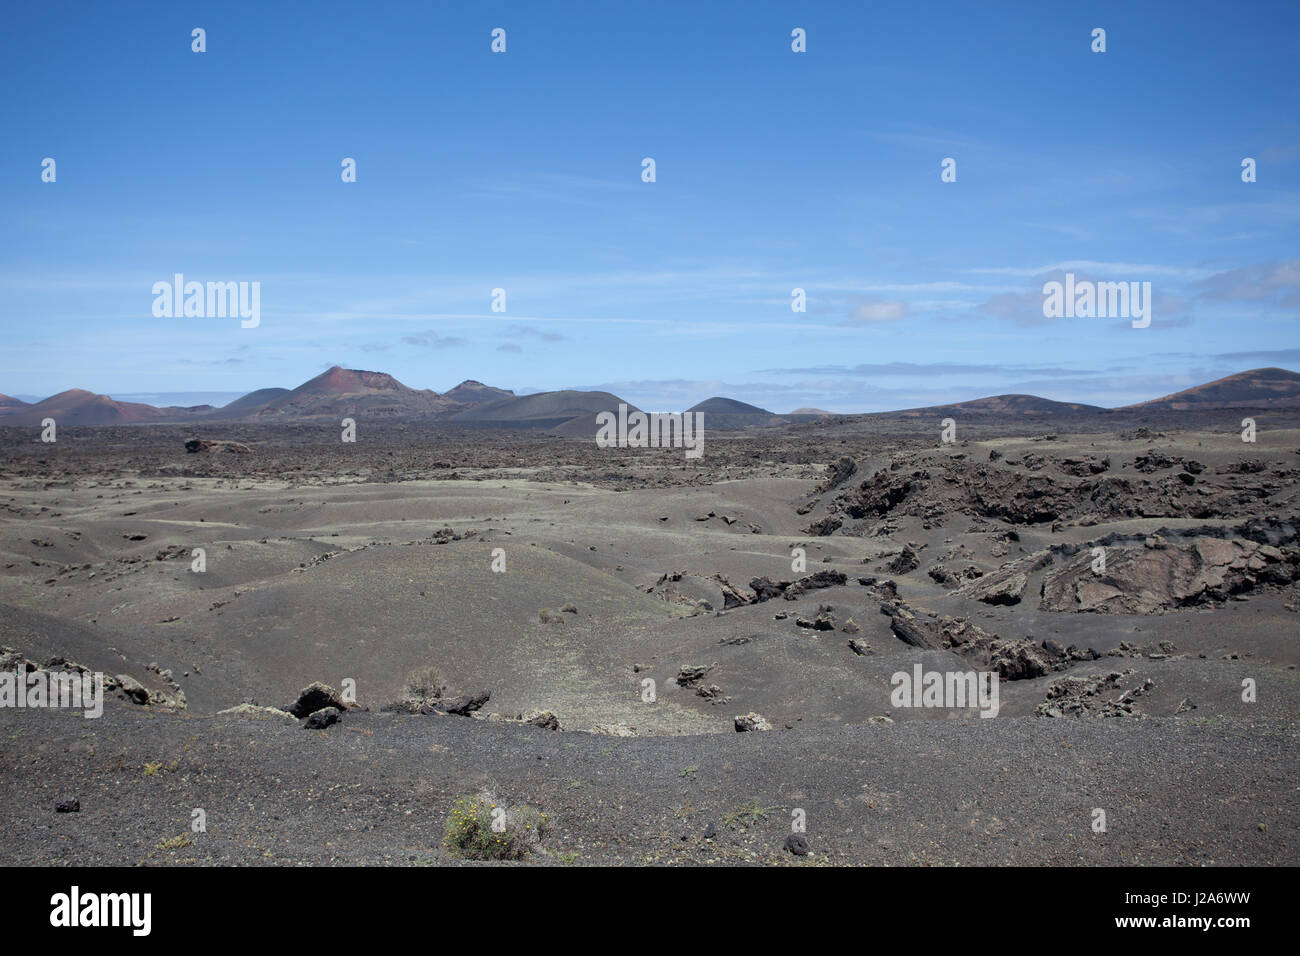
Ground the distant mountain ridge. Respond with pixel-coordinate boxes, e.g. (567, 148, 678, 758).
(453, 389, 637, 430)
(1123, 368, 1300, 410)
(243, 367, 456, 422)
(889, 394, 1107, 419)
(0, 388, 196, 427)
(2, 367, 1297, 430)
(687, 397, 772, 415)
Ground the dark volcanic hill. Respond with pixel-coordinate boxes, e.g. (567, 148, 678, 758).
(886, 394, 1107, 419)
(0, 388, 176, 426)
(1124, 367, 1300, 410)
(454, 389, 637, 431)
(684, 396, 779, 431)
(687, 397, 773, 415)
(0, 394, 28, 411)
(246, 367, 458, 422)
(444, 380, 515, 405)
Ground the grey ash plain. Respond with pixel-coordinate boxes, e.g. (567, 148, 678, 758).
(1, 408, 1297, 866)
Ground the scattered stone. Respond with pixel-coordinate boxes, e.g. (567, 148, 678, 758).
(1036, 670, 1152, 718)
(713, 575, 754, 609)
(524, 711, 561, 730)
(804, 610, 835, 630)
(114, 674, 150, 705)
(888, 545, 920, 574)
(675, 665, 712, 688)
(55, 798, 80, 813)
(881, 600, 1067, 679)
(304, 706, 341, 729)
(734, 712, 771, 732)
(1133, 450, 1182, 472)
(432, 691, 491, 716)
(749, 577, 787, 601)
(784, 833, 810, 856)
(927, 564, 960, 587)
(717, 635, 753, 646)
(217, 703, 296, 721)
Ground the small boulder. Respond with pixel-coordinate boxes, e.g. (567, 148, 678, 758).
(734, 712, 771, 732)
(784, 833, 810, 856)
(888, 545, 920, 575)
(433, 691, 491, 716)
(304, 706, 341, 729)
(525, 711, 560, 730)
(114, 674, 150, 705)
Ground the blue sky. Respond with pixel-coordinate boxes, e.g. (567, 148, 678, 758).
(1, 0, 1297, 412)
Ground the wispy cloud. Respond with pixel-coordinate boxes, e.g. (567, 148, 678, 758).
(845, 299, 910, 323)
(505, 323, 569, 343)
(964, 261, 1212, 279)
(401, 331, 468, 349)
(1195, 258, 1300, 306)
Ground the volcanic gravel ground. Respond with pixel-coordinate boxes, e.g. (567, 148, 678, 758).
(1, 415, 1297, 865)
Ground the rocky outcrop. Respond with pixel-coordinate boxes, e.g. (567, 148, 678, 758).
(814, 456, 857, 494)
(1040, 537, 1299, 613)
(1036, 670, 1153, 718)
(887, 545, 920, 575)
(0, 646, 186, 710)
(713, 575, 754, 609)
(879, 601, 1082, 680)
(818, 452, 1296, 531)
(957, 550, 1053, 606)
(285, 681, 348, 718)
(745, 570, 848, 604)
(430, 691, 491, 716)
(644, 571, 716, 615)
